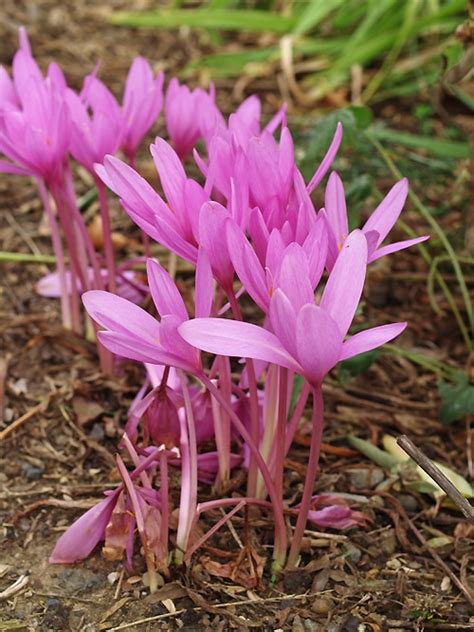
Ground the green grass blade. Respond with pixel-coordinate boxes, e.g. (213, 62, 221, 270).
(292, 0, 345, 36)
(110, 9, 297, 33)
(369, 126, 469, 159)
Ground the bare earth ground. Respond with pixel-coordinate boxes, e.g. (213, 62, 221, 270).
(1, 2, 473, 630)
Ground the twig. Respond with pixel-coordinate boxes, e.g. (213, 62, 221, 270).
(397, 435, 474, 523)
(0, 397, 50, 442)
(383, 494, 474, 606)
(0, 575, 29, 600)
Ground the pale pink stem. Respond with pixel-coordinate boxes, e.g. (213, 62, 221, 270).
(199, 373, 287, 569)
(284, 380, 311, 456)
(37, 178, 72, 331)
(116, 456, 159, 592)
(226, 290, 260, 497)
(159, 450, 169, 568)
(184, 500, 245, 563)
(95, 177, 116, 294)
(121, 432, 152, 489)
(273, 367, 288, 501)
(175, 370, 198, 563)
(210, 356, 231, 488)
(287, 384, 324, 568)
(184, 497, 275, 563)
(68, 266, 82, 334)
(62, 165, 104, 290)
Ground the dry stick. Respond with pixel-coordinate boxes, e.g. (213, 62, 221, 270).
(0, 398, 50, 442)
(386, 494, 474, 607)
(397, 434, 474, 523)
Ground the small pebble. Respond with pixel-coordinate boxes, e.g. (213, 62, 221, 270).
(397, 493, 419, 512)
(46, 598, 61, 611)
(22, 464, 43, 481)
(343, 543, 361, 563)
(312, 597, 333, 615)
(89, 423, 105, 441)
(347, 467, 384, 490)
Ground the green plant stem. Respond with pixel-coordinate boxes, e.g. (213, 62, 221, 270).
(0, 251, 57, 264)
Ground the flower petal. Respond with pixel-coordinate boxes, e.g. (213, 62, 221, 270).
(179, 319, 301, 372)
(83, 290, 160, 343)
(296, 304, 342, 384)
(369, 235, 429, 262)
(307, 122, 343, 193)
(320, 229, 367, 337)
(363, 178, 408, 246)
(146, 258, 188, 322)
(49, 489, 121, 563)
(341, 322, 407, 360)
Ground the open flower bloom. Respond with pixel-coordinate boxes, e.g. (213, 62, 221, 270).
(0, 29, 70, 182)
(67, 74, 123, 172)
(323, 171, 429, 269)
(121, 57, 164, 161)
(179, 230, 406, 386)
(82, 254, 212, 373)
(165, 78, 221, 160)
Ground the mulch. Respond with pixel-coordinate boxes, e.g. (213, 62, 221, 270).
(0, 2, 473, 630)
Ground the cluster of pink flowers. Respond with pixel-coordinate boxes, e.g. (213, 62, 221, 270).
(1, 30, 428, 585)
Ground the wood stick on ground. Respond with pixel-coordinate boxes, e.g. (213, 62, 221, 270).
(397, 434, 474, 523)
(0, 397, 50, 442)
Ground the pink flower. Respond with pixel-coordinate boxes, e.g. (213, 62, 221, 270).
(165, 78, 221, 160)
(82, 255, 212, 373)
(0, 29, 70, 182)
(179, 230, 406, 386)
(67, 74, 123, 172)
(323, 171, 429, 269)
(121, 57, 164, 161)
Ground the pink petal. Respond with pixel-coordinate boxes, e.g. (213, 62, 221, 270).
(178, 319, 301, 372)
(269, 289, 298, 358)
(363, 178, 408, 247)
(49, 489, 121, 563)
(275, 244, 314, 311)
(83, 290, 160, 343)
(324, 171, 348, 248)
(146, 258, 188, 322)
(226, 221, 268, 312)
(320, 229, 367, 337)
(307, 122, 343, 194)
(341, 322, 407, 360)
(296, 304, 342, 384)
(97, 331, 170, 365)
(195, 248, 214, 319)
(150, 137, 186, 213)
(199, 202, 234, 289)
(369, 235, 429, 262)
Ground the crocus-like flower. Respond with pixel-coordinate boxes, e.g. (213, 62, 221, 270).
(226, 217, 328, 313)
(323, 171, 429, 269)
(121, 57, 164, 162)
(165, 78, 222, 159)
(67, 74, 123, 172)
(0, 29, 70, 182)
(96, 139, 209, 265)
(179, 230, 406, 386)
(82, 254, 212, 372)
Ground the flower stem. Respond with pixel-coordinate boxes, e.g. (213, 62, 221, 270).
(95, 177, 117, 294)
(226, 289, 260, 497)
(200, 374, 287, 569)
(287, 384, 324, 568)
(37, 178, 72, 331)
(175, 370, 198, 564)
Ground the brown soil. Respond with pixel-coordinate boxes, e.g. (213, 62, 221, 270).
(1, 2, 473, 630)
